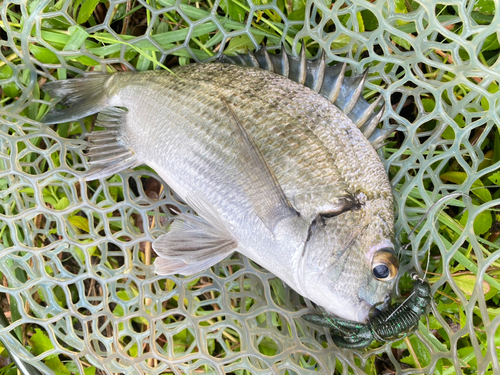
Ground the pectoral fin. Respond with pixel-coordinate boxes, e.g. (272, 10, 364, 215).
(222, 97, 299, 232)
(153, 191, 237, 275)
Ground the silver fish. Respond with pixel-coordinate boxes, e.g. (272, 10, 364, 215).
(43, 46, 399, 323)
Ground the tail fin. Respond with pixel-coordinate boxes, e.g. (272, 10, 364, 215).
(43, 75, 139, 180)
(42, 75, 110, 124)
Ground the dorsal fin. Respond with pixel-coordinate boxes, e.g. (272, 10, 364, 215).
(219, 44, 395, 147)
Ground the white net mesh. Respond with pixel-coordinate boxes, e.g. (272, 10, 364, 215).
(1, 0, 500, 374)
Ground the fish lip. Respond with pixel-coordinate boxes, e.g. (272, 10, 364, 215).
(358, 292, 391, 322)
(379, 292, 392, 311)
(357, 299, 373, 323)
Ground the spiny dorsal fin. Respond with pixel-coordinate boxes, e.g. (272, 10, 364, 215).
(220, 44, 394, 147)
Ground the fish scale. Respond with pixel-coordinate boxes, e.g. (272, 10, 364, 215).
(42, 51, 399, 323)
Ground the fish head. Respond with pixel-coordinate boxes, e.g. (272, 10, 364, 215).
(299, 209, 398, 323)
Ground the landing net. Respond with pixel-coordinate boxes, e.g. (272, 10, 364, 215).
(0, 0, 499, 374)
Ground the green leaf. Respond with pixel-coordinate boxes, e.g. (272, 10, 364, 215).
(356, 12, 364, 32)
(7, 296, 23, 342)
(127, 343, 138, 357)
(65, 363, 96, 375)
(288, 7, 305, 21)
(43, 356, 71, 375)
(258, 336, 278, 356)
(68, 54, 99, 66)
(400, 336, 431, 367)
(440, 171, 492, 202)
(471, 10, 494, 23)
(480, 81, 498, 110)
(394, 0, 408, 13)
(488, 171, 500, 185)
(474, 0, 495, 14)
(30, 329, 51, 353)
(454, 113, 466, 127)
(422, 98, 436, 112)
(77, 0, 100, 24)
(68, 215, 89, 232)
(43, 194, 58, 207)
(457, 347, 477, 368)
(483, 286, 499, 302)
(361, 10, 379, 31)
(482, 33, 500, 51)
(441, 126, 455, 139)
(494, 127, 500, 165)
(459, 209, 493, 235)
(54, 197, 70, 210)
(63, 25, 89, 51)
(427, 315, 443, 330)
(117, 289, 138, 301)
(391, 35, 411, 50)
(292, 0, 305, 13)
(136, 50, 152, 71)
(453, 274, 490, 295)
(330, 35, 351, 49)
(224, 34, 264, 55)
(70, 245, 86, 263)
(113, 304, 124, 317)
(29, 45, 60, 64)
(1, 79, 21, 98)
(220, 0, 247, 22)
(0, 65, 14, 80)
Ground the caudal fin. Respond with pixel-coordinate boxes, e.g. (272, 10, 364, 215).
(43, 75, 139, 180)
(42, 75, 110, 124)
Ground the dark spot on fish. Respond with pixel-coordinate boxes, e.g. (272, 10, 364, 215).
(302, 217, 320, 256)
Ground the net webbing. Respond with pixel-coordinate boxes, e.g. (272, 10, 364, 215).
(1, 0, 499, 373)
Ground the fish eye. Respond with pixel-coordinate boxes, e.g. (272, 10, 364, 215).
(373, 265, 389, 278)
(372, 248, 399, 281)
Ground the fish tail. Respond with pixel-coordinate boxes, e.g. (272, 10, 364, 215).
(43, 75, 139, 181)
(42, 75, 110, 124)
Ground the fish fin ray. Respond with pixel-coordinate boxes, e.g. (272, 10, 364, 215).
(154, 252, 230, 276)
(255, 45, 274, 71)
(369, 125, 397, 150)
(152, 193, 237, 275)
(42, 75, 109, 124)
(220, 45, 386, 138)
(83, 107, 138, 180)
(221, 97, 299, 232)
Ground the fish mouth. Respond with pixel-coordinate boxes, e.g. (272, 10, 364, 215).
(357, 293, 391, 322)
(357, 300, 373, 323)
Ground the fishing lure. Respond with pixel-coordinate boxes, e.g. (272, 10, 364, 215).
(302, 273, 432, 349)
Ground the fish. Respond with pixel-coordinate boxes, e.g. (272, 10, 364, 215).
(42, 45, 399, 323)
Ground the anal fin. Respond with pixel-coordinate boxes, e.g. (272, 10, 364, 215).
(84, 107, 138, 180)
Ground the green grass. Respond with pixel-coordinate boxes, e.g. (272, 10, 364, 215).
(1, 0, 500, 374)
